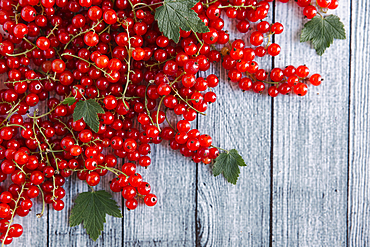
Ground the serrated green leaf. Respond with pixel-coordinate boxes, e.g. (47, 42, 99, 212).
(70, 190, 122, 241)
(62, 97, 76, 106)
(212, 149, 246, 185)
(73, 99, 104, 133)
(300, 15, 346, 56)
(155, 0, 209, 43)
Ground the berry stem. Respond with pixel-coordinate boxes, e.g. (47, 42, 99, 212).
(64, 20, 103, 50)
(210, 145, 229, 153)
(217, 4, 255, 10)
(23, 37, 37, 49)
(34, 120, 61, 174)
(1, 184, 26, 247)
(88, 184, 95, 192)
(98, 165, 128, 178)
(6, 124, 26, 130)
(6, 46, 36, 57)
(155, 97, 165, 132)
(121, 28, 132, 109)
(166, 76, 206, 116)
(46, 24, 59, 39)
(202, 0, 219, 7)
(164, 108, 175, 131)
(4, 77, 59, 85)
(145, 56, 175, 71)
(144, 82, 157, 127)
(60, 53, 114, 80)
(55, 118, 79, 143)
(128, 0, 138, 22)
(36, 185, 46, 218)
(133, 2, 159, 11)
(98, 24, 111, 36)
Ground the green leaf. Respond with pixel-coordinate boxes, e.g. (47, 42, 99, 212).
(300, 15, 346, 56)
(73, 99, 104, 133)
(62, 97, 76, 106)
(69, 190, 122, 241)
(155, 0, 209, 43)
(212, 149, 246, 185)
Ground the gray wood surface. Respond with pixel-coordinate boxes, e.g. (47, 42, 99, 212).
(348, 0, 370, 246)
(196, 11, 272, 247)
(2, 0, 370, 246)
(272, 1, 350, 246)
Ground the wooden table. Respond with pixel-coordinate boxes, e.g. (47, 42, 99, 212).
(6, 1, 369, 246)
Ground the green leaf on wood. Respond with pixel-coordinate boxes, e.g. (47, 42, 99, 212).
(61, 97, 76, 106)
(154, 0, 209, 43)
(69, 190, 122, 241)
(212, 149, 246, 185)
(73, 99, 104, 133)
(300, 15, 346, 56)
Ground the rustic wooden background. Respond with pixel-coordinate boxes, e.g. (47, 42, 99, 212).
(3, 0, 369, 246)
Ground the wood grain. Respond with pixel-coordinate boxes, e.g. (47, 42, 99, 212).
(123, 142, 196, 246)
(348, 0, 370, 246)
(272, 1, 350, 246)
(196, 14, 272, 246)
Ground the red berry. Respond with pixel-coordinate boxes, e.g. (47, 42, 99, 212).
(144, 194, 157, 206)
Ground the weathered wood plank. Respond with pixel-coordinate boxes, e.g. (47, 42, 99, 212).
(272, 2, 350, 246)
(348, 1, 370, 246)
(196, 14, 272, 246)
(123, 143, 196, 247)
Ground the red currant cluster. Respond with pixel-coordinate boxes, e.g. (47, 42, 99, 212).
(222, 39, 323, 96)
(278, 0, 339, 19)
(0, 0, 329, 244)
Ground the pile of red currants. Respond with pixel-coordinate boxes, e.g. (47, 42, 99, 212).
(0, 0, 337, 244)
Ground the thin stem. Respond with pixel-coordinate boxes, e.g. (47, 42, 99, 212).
(120, 28, 132, 110)
(23, 37, 37, 48)
(64, 20, 102, 50)
(217, 4, 255, 10)
(128, 0, 138, 22)
(46, 24, 59, 38)
(31, 112, 45, 161)
(88, 184, 95, 192)
(34, 121, 61, 173)
(261, 80, 279, 85)
(36, 185, 46, 218)
(169, 72, 185, 86)
(28, 108, 54, 119)
(210, 145, 229, 153)
(145, 56, 175, 70)
(144, 83, 156, 126)
(6, 46, 36, 57)
(98, 165, 128, 178)
(264, 32, 275, 49)
(156, 97, 165, 131)
(13, 162, 27, 176)
(56, 119, 78, 142)
(166, 77, 206, 116)
(6, 124, 26, 130)
(202, 0, 218, 7)
(164, 108, 175, 131)
(4, 77, 57, 85)
(1, 184, 25, 247)
(98, 24, 111, 35)
(0, 97, 25, 127)
(133, 1, 161, 10)
(61, 53, 114, 80)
